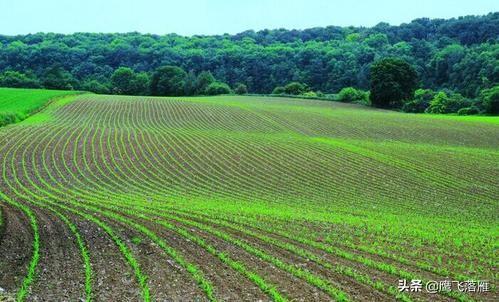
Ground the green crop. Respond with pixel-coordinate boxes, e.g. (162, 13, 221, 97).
(0, 88, 82, 127)
(0, 91, 496, 301)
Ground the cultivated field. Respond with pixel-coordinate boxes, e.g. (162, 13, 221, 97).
(0, 88, 80, 126)
(0, 93, 497, 301)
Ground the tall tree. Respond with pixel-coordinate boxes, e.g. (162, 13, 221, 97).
(42, 67, 75, 90)
(111, 67, 136, 95)
(195, 71, 215, 94)
(370, 58, 418, 108)
(132, 72, 150, 95)
(184, 70, 198, 96)
(150, 66, 187, 96)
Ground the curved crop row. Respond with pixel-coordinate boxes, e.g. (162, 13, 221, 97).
(0, 94, 496, 302)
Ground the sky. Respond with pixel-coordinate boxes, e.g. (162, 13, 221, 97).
(1, 0, 497, 36)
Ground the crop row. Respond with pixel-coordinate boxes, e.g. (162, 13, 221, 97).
(1, 95, 495, 301)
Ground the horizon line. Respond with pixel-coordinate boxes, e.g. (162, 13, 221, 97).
(0, 11, 496, 38)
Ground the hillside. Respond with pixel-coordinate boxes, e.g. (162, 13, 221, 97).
(0, 93, 497, 301)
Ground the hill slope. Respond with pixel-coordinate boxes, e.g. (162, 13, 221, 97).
(0, 94, 497, 301)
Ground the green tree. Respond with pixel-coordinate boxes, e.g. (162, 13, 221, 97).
(0, 14, 497, 97)
(364, 33, 389, 48)
(82, 79, 110, 94)
(480, 86, 499, 115)
(184, 70, 198, 96)
(111, 67, 136, 95)
(370, 58, 418, 108)
(195, 71, 215, 94)
(426, 91, 470, 114)
(205, 82, 232, 95)
(402, 88, 435, 113)
(132, 72, 150, 95)
(42, 67, 75, 90)
(0, 71, 40, 88)
(431, 44, 465, 85)
(234, 83, 248, 95)
(150, 66, 187, 96)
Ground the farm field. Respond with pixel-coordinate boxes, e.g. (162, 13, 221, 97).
(0, 88, 81, 126)
(0, 92, 498, 301)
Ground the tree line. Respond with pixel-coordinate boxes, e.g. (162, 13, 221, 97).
(0, 13, 497, 113)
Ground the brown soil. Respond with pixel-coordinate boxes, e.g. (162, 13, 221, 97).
(0, 203, 33, 295)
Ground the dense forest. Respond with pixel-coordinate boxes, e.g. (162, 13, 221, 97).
(0, 13, 498, 113)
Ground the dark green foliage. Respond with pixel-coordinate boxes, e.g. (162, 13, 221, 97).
(111, 67, 149, 95)
(284, 82, 309, 95)
(132, 72, 150, 96)
(0, 71, 40, 88)
(184, 70, 198, 96)
(0, 14, 496, 97)
(364, 33, 389, 48)
(430, 44, 466, 86)
(336, 87, 369, 104)
(81, 80, 110, 94)
(426, 91, 471, 114)
(370, 58, 418, 108)
(480, 85, 499, 114)
(272, 86, 285, 94)
(234, 83, 248, 95)
(111, 67, 135, 95)
(150, 66, 187, 96)
(402, 89, 436, 113)
(196, 71, 216, 94)
(42, 67, 75, 90)
(205, 82, 232, 95)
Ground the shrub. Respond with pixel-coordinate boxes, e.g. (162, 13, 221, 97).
(234, 83, 248, 95)
(205, 82, 232, 95)
(402, 89, 436, 113)
(272, 86, 285, 94)
(324, 94, 336, 100)
(301, 91, 318, 98)
(337, 87, 369, 104)
(284, 82, 309, 95)
(480, 85, 499, 115)
(457, 106, 480, 115)
(426, 91, 471, 114)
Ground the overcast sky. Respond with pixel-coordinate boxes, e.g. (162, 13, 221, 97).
(1, 0, 497, 36)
